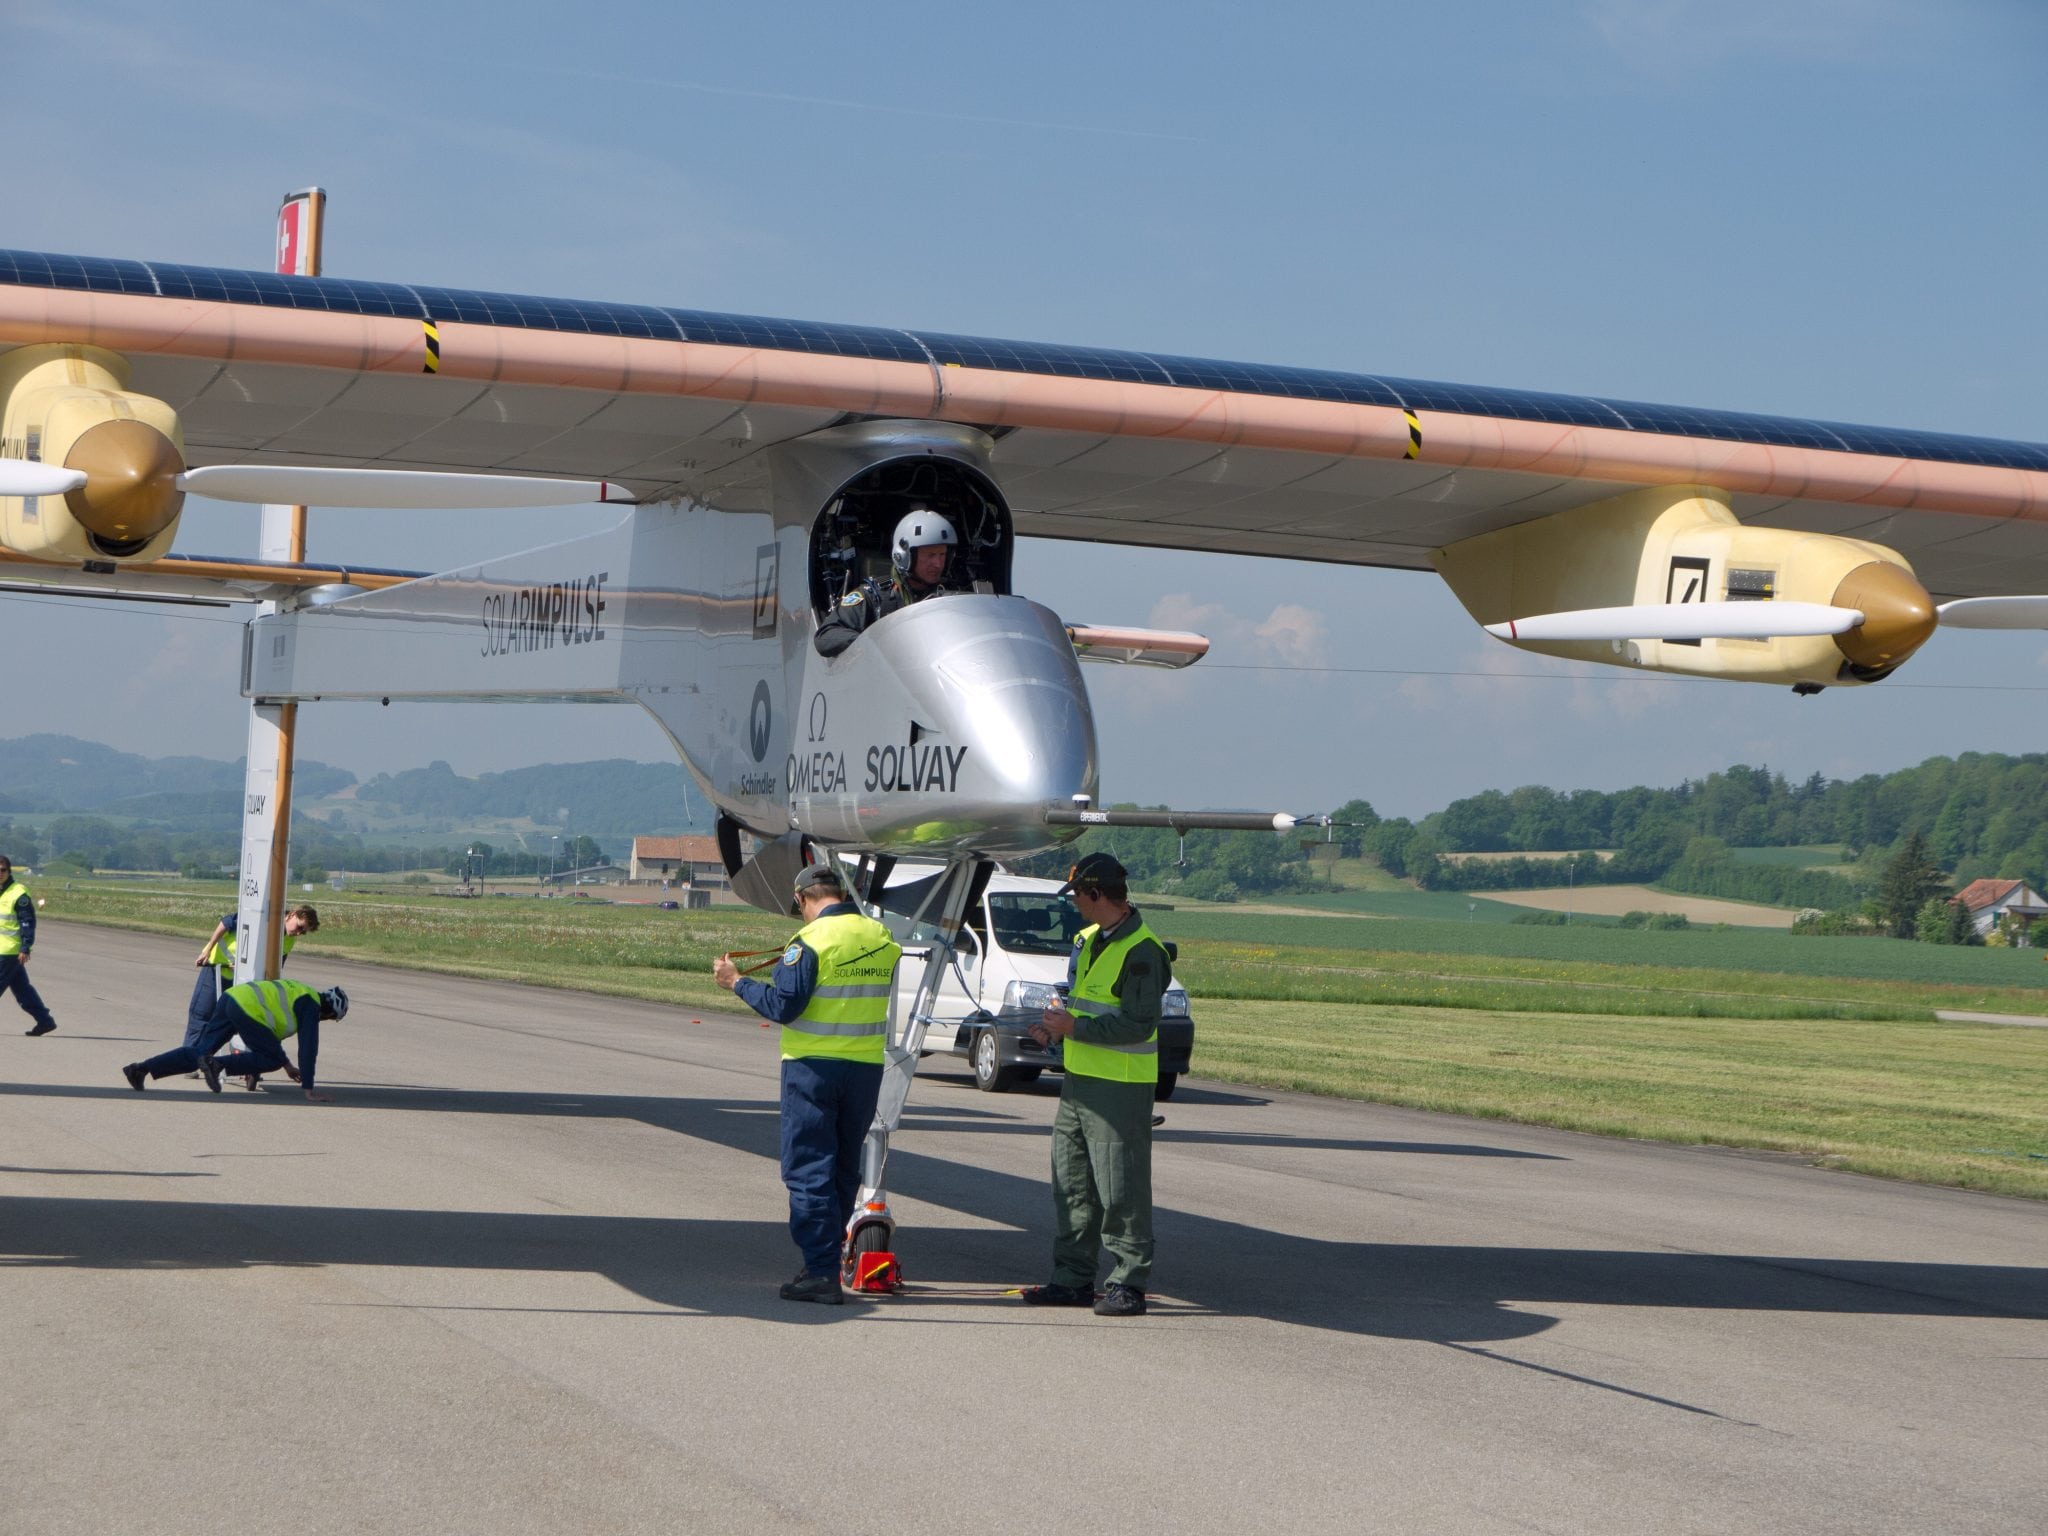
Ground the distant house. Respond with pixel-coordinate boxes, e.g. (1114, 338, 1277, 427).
(1951, 878, 2048, 943)
(630, 835, 727, 888)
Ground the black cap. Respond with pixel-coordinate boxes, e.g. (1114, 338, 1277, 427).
(794, 862, 846, 897)
(1058, 851, 1126, 895)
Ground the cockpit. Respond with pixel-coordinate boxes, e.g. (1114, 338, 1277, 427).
(809, 455, 1014, 655)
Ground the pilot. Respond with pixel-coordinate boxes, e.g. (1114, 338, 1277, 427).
(814, 509, 959, 656)
(713, 862, 903, 1305)
(1021, 852, 1169, 1317)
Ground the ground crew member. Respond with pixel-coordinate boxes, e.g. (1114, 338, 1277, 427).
(1023, 851, 1168, 1317)
(123, 979, 348, 1102)
(186, 906, 319, 1049)
(0, 855, 57, 1037)
(713, 862, 901, 1305)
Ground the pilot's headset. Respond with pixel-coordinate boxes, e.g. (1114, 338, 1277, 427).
(890, 509, 958, 575)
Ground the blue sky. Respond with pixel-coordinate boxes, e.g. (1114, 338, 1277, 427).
(5, 1, 2045, 819)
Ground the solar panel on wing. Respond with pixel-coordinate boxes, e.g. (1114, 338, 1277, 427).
(1, 247, 2043, 474)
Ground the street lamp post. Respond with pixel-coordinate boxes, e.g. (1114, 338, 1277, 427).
(1567, 853, 1577, 925)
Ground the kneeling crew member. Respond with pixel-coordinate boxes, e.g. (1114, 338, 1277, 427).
(714, 863, 901, 1306)
(186, 905, 319, 1050)
(1023, 852, 1168, 1317)
(124, 980, 349, 1103)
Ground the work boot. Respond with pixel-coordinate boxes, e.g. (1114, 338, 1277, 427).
(1019, 1282, 1095, 1307)
(1093, 1283, 1147, 1317)
(199, 1058, 223, 1094)
(241, 1074, 261, 1092)
(778, 1271, 844, 1306)
(24, 1020, 54, 1036)
(121, 1063, 146, 1092)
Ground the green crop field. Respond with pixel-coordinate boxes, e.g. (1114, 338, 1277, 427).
(1727, 844, 1854, 869)
(1155, 909, 2048, 993)
(38, 877, 2048, 1199)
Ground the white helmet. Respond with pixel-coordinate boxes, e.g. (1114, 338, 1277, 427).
(890, 509, 958, 574)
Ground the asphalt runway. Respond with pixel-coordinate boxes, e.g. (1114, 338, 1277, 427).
(4, 924, 2045, 1535)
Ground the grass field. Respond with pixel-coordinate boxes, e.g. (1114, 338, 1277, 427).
(38, 877, 2048, 1199)
(1158, 909, 2048, 992)
(1728, 844, 1853, 869)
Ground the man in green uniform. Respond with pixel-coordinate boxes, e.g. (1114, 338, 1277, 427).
(1021, 851, 1169, 1318)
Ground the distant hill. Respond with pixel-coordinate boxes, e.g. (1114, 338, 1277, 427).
(0, 734, 354, 813)
(349, 758, 704, 835)
(0, 736, 703, 838)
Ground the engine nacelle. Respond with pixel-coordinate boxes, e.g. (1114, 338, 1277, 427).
(0, 344, 185, 562)
(1432, 485, 1936, 687)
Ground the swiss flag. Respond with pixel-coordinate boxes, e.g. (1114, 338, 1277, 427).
(276, 200, 304, 276)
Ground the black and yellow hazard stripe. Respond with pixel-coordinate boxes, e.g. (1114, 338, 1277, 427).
(1403, 409, 1422, 460)
(422, 320, 442, 374)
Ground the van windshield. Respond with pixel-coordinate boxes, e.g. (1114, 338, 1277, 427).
(987, 893, 1084, 957)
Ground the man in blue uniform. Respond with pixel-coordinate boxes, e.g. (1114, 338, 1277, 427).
(0, 855, 57, 1037)
(123, 979, 348, 1103)
(185, 905, 319, 1050)
(714, 862, 902, 1305)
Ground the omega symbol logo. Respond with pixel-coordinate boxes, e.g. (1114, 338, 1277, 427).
(749, 681, 773, 763)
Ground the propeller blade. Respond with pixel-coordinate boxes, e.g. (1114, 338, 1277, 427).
(1485, 601, 1865, 643)
(177, 466, 636, 509)
(1935, 595, 2048, 630)
(0, 458, 88, 497)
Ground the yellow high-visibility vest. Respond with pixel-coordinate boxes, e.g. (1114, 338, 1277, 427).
(0, 881, 28, 957)
(1061, 918, 1164, 1085)
(226, 979, 322, 1040)
(209, 929, 297, 977)
(781, 911, 901, 1066)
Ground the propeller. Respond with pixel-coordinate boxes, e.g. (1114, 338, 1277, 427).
(1934, 596, 2048, 630)
(0, 446, 635, 526)
(1485, 601, 1862, 643)
(1486, 560, 2048, 688)
(0, 461, 87, 497)
(177, 465, 636, 508)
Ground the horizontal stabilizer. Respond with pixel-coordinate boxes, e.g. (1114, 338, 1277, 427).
(179, 465, 636, 509)
(1485, 601, 1863, 643)
(1066, 624, 1209, 668)
(1934, 595, 2048, 630)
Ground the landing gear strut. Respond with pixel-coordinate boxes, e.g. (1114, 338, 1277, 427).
(842, 855, 991, 1287)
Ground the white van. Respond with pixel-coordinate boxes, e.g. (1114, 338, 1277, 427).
(885, 867, 1194, 1099)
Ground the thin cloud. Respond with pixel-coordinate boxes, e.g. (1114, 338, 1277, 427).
(1580, 0, 1920, 70)
(511, 63, 1208, 144)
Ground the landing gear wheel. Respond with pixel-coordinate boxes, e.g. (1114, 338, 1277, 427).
(844, 1220, 896, 1289)
(971, 1029, 1016, 1092)
(1154, 1073, 1178, 1102)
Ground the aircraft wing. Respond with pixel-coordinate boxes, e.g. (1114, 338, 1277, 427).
(3, 248, 2046, 602)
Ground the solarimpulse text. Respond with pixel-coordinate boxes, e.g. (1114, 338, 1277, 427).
(480, 573, 608, 656)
